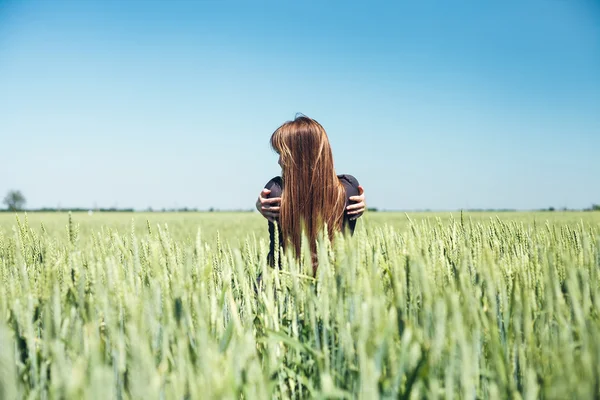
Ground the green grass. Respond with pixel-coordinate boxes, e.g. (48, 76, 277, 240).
(0, 211, 599, 399)
(2, 210, 598, 243)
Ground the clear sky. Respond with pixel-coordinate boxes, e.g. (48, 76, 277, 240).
(1, 0, 598, 211)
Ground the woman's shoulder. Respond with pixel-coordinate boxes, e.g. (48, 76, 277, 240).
(337, 174, 360, 197)
(337, 174, 359, 188)
(264, 176, 283, 198)
(265, 176, 282, 188)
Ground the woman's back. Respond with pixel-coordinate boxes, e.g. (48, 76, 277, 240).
(265, 173, 361, 231)
(265, 115, 362, 274)
(265, 173, 362, 270)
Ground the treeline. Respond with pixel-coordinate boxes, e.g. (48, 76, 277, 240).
(539, 204, 600, 212)
(0, 207, 135, 213)
(0, 207, 255, 213)
(1, 206, 599, 213)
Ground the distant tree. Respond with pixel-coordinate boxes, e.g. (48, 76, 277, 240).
(3, 190, 26, 211)
(592, 204, 600, 211)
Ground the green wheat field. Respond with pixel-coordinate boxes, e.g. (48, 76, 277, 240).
(1, 211, 599, 399)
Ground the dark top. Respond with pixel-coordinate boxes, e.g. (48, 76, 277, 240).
(265, 174, 362, 266)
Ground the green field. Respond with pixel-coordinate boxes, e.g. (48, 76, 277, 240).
(1, 211, 599, 399)
(2, 211, 599, 244)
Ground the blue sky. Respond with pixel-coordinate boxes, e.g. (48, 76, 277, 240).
(1, 0, 598, 210)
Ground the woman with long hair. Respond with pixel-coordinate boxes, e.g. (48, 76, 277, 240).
(255, 115, 365, 275)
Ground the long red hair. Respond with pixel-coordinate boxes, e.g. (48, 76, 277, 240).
(270, 116, 346, 273)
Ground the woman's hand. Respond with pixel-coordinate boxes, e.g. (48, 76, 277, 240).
(256, 188, 281, 222)
(346, 185, 366, 220)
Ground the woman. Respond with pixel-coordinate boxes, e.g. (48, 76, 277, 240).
(255, 115, 366, 275)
